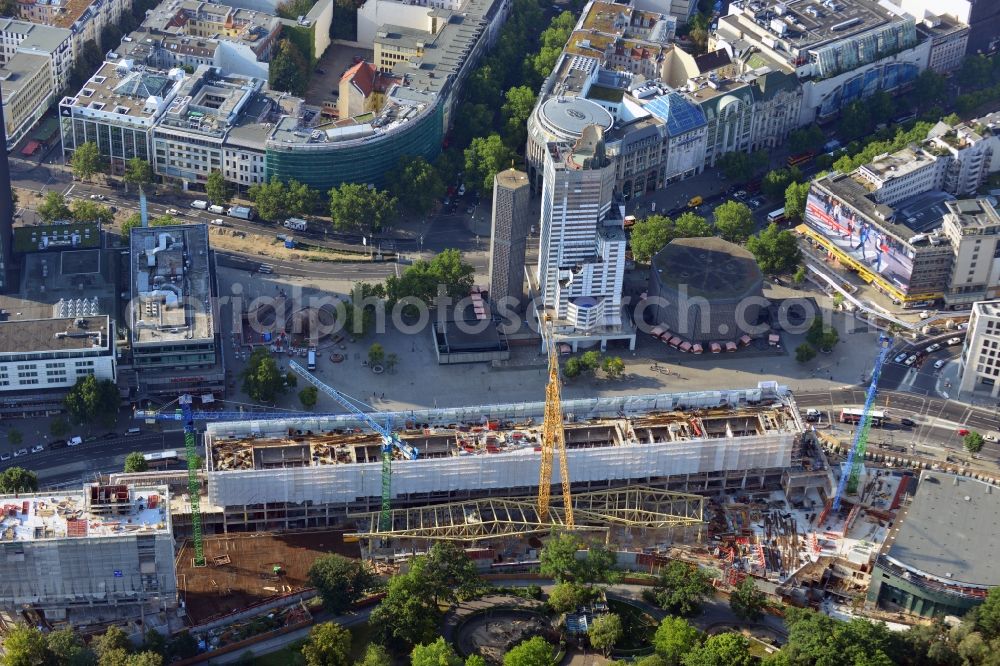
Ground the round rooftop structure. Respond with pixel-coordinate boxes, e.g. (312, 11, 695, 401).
(647, 237, 765, 342)
(537, 96, 614, 140)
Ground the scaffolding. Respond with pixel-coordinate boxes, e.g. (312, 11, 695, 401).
(346, 486, 705, 543)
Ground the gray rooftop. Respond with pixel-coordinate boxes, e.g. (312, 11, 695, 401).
(0, 316, 110, 356)
(944, 199, 1000, 231)
(0, 52, 50, 97)
(538, 96, 614, 138)
(0, 19, 71, 53)
(884, 471, 1000, 587)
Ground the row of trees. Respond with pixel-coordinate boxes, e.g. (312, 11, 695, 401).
(563, 351, 625, 380)
(2, 623, 198, 666)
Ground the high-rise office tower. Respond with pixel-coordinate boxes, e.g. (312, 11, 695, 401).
(0, 82, 15, 293)
(536, 125, 626, 334)
(488, 168, 530, 310)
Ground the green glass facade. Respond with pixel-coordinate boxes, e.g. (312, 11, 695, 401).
(264, 103, 443, 190)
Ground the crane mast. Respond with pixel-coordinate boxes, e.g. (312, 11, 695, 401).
(832, 334, 892, 511)
(179, 395, 206, 567)
(538, 317, 574, 527)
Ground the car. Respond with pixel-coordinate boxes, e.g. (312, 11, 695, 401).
(48, 439, 67, 450)
(934, 359, 946, 369)
(986, 433, 998, 442)
(894, 353, 908, 363)
(68, 436, 83, 446)
(958, 428, 970, 436)
(165, 208, 180, 215)
(900, 418, 916, 427)
(89, 194, 106, 201)
(947, 337, 962, 345)
(904, 355, 917, 366)
(100, 432, 117, 440)
(958, 322, 968, 329)
(443, 196, 450, 206)
(211, 218, 225, 226)
(30, 445, 43, 454)
(0, 453, 9, 462)
(926, 343, 941, 353)
(12, 448, 27, 458)
(457, 184, 466, 197)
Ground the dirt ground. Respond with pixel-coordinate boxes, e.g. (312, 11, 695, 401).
(176, 530, 360, 624)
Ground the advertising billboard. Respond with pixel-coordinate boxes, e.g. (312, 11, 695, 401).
(804, 189, 914, 293)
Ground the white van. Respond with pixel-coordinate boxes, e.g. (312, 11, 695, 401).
(208, 204, 225, 214)
(68, 436, 83, 446)
(190, 200, 208, 210)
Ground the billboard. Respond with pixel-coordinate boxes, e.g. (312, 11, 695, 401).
(804, 190, 914, 293)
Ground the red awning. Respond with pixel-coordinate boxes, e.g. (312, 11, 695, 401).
(20, 140, 40, 156)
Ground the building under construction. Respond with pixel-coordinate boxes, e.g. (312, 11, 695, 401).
(194, 382, 805, 533)
(0, 483, 177, 629)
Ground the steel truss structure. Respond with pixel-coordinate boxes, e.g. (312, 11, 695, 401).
(347, 486, 705, 543)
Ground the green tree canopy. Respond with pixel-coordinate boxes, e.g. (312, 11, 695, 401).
(248, 180, 288, 221)
(71, 141, 102, 181)
(46, 626, 95, 666)
(762, 169, 794, 199)
(713, 201, 754, 244)
(504, 636, 555, 666)
(629, 212, 711, 263)
(795, 343, 816, 364)
(71, 199, 114, 225)
(784, 181, 810, 221)
(206, 170, 229, 204)
(964, 431, 985, 454)
(269, 39, 309, 95)
(3, 625, 50, 666)
(778, 607, 905, 666)
(501, 85, 537, 151)
(301, 622, 351, 666)
(367, 343, 385, 366)
(240, 347, 287, 403)
(38, 191, 72, 223)
(546, 582, 594, 614)
(124, 158, 154, 192)
(385, 248, 475, 304)
(539, 531, 617, 584)
(355, 644, 392, 666)
(410, 638, 463, 666)
(94, 626, 131, 662)
(746, 223, 802, 273)
(653, 616, 701, 666)
(121, 213, 143, 237)
(589, 613, 622, 656)
(648, 561, 714, 616)
(788, 124, 824, 154)
(562, 357, 582, 379)
(386, 156, 445, 215)
(299, 386, 318, 409)
(601, 356, 625, 379)
(328, 183, 398, 235)
(286, 179, 318, 218)
(0, 468, 38, 494)
(309, 554, 375, 615)
(124, 452, 148, 473)
(465, 134, 513, 193)
(729, 577, 768, 621)
(126, 652, 163, 666)
(681, 633, 754, 666)
(64, 375, 119, 425)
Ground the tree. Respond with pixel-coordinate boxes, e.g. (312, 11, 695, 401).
(601, 356, 625, 379)
(465, 134, 513, 193)
(788, 124, 824, 154)
(762, 169, 794, 199)
(126, 653, 162, 666)
(124, 158, 154, 193)
(779, 607, 905, 666)
(385, 353, 399, 374)
(793, 266, 806, 284)
(151, 214, 178, 227)
(411, 638, 463, 666)
(301, 622, 351, 666)
(240, 347, 287, 403)
(838, 101, 872, 141)
(465, 656, 487, 666)
(501, 85, 537, 151)
(649, 561, 714, 616)
(121, 213, 143, 237)
(286, 180, 318, 218)
(717, 151, 753, 181)
(713, 201, 754, 244)
(99, 648, 130, 666)
(504, 636, 554, 666)
(307, 554, 375, 614)
(248, 180, 288, 221)
(563, 357, 582, 379)
(653, 616, 701, 666)
(540, 532, 617, 584)
(452, 103, 496, 148)
(977, 587, 1000, 639)
(355, 645, 392, 666)
(730, 577, 768, 621)
(746, 223, 801, 273)
(386, 156, 445, 215)
(269, 39, 309, 95)
(124, 452, 148, 473)
(71, 141, 102, 181)
(38, 190, 72, 223)
(681, 633, 754, 666)
(416, 541, 484, 604)
(589, 613, 622, 656)
(64, 375, 119, 425)
(47, 626, 95, 666)
(50, 416, 70, 438)
(142, 629, 166, 656)
(674, 211, 712, 238)
(3, 625, 50, 666)
(0, 468, 38, 493)
(806, 318, 838, 352)
(630, 215, 674, 263)
(796, 343, 816, 363)
(785, 181, 810, 221)
(547, 582, 593, 614)
(328, 183, 398, 235)
(166, 631, 198, 660)
(94, 626, 131, 663)
(384, 248, 475, 305)
(368, 343, 385, 367)
(299, 386, 319, 409)
(206, 170, 229, 204)
(964, 431, 985, 454)
(580, 350, 601, 372)
(369, 567, 441, 648)
(959, 54, 995, 89)
(71, 199, 115, 225)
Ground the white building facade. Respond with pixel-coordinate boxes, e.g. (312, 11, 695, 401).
(0, 316, 115, 393)
(959, 300, 1000, 398)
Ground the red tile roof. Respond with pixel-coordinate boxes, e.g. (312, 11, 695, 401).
(341, 60, 377, 97)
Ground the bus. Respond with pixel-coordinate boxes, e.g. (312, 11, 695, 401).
(307, 347, 317, 371)
(767, 208, 786, 224)
(840, 408, 886, 427)
(143, 450, 178, 467)
(787, 151, 815, 168)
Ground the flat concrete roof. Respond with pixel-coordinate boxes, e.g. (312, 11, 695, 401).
(539, 96, 613, 138)
(0, 19, 71, 52)
(0, 316, 110, 355)
(884, 471, 1000, 587)
(652, 236, 763, 300)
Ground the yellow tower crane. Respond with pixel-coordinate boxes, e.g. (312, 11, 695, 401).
(538, 315, 574, 527)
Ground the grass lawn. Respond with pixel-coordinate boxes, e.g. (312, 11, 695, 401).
(251, 638, 307, 666)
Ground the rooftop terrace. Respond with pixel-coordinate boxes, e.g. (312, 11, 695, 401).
(0, 485, 170, 542)
(62, 61, 184, 120)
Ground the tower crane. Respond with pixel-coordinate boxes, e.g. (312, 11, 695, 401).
(178, 395, 206, 567)
(831, 334, 893, 511)
(288, 360, 418, 531)
(538, 315, 574, 527)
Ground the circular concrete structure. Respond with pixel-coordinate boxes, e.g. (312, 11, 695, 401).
(537, 96, 614, 139)
(647, 237, 765, 342)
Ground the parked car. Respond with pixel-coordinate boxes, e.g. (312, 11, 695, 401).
(30, 445, 43, 454)
(947, 337, 962, 345)
(165, 208, 181, 215)
(894, 353, 907, 363)
(211, 218, 226, 226)
(458, 184, 466, 197)
(89, 194, 106, 201)
(957, 428, 970, 436)
(985, 433, 997, 442)
(934, 359, 946, 369)
(900, 418, 916, 427)
(0, 452, 10, 461)
(904, 355, 917, 366)
(12, 448, 27, 457)
(48, 439, 67, 450)
(926, 343, 941, 353)
(68, 436, 83, 446)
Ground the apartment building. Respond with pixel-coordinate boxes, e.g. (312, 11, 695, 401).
(915, 14, 970, 74)
(895, 0, 999, 55)
(16, 0, 131, 67)
(940, 199, 1000, 307)
(926, 121, 996, 196)
(712, 0, 930, 125)
(144, 0, 281, 61)
(1, 53, 54, 150)
(59, 60, 186, 171)
(855, 147, 945, 206)
(0, 484, 176, 628)
(0, 316, 115, 394)
(959, 299, 1000, 398)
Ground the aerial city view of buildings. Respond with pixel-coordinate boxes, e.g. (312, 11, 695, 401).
(1, 0, 1000, 661)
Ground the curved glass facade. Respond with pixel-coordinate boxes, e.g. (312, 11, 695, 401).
(818, 62, 919, 118)
(265, 103, 444, 190)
